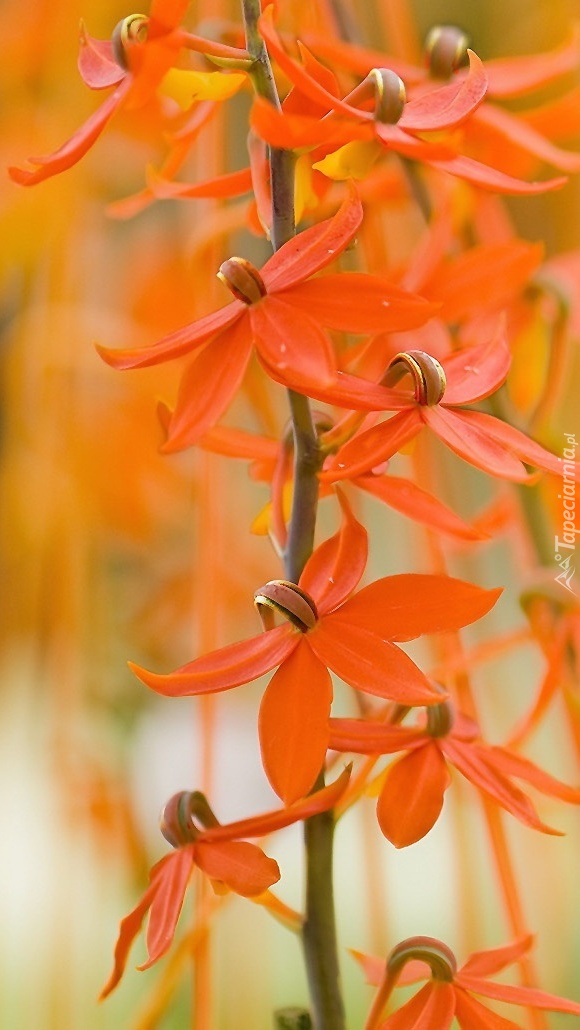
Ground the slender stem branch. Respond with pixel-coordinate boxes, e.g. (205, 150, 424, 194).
(302, 772, 345, 1030)
(241, 3, 343, 1028)
(285, 390, 322, 583)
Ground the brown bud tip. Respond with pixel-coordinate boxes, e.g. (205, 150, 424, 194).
(160, 791, 198, 848)
(254, 580, 318, 631)
(369, 68, 406, 124)
(112, 13, 149, 70)
(217, 256, 267, 304)
(426, 695, 455, 738)
(425, 25, 470, 78)
(160, 790, 219, 848)
(387, 936, 457, 982)
(384, 350, 446, 406)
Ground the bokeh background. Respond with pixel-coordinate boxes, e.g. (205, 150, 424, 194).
(2, 0, 580, 1026)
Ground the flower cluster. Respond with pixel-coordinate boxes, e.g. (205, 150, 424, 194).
(10, 0, 580, 1025)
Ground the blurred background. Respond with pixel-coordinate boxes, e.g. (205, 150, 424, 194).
(2, 0, 580, 1026)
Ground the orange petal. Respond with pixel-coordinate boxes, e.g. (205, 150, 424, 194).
(426, 152, 567, 194)
(457, 409, 580, 480)
(383, 982, 455, 1028)
(355, 473, 485, 541)
(300, 490, 368, 616)
(99, 854, 175, 998)
(96, 302, 242, 370)
(376, 744, 451, 847)
(147, 165, 253, 200)
(286, 275, 437, 334)
(251, 297, 336, 391)
(78, 28, 124, 89)
(460, 935, 533, 978)
(328, 717, 424, 754)
(200, 765, 352, 843)
(338, 574, 501, 642)
(142, 847, 195, 967)
(424, 245, 543, 328)
(9, 80, 131, 185)
(310, 620, 442, 704)
(453, 988, 521, 1028)
(194, 840, 280, 897)
(485, 28, 580, 98)
(129, 624, 297, 697)
(456, 974, 580, 1016)
(487, 746, 580, 804)
(258, 6, 373, 122)
(400, 50, 487, 131)
(161, 319, 253, 452)
(443, 739, 562, 834)
(422, 406, 535, 481)
(259, 639, 333, 804)
(321, 410, 422, 483)
(262, 185, 363, 292)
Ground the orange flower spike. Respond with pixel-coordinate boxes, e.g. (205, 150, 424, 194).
(97, 188, 436, 452)
(9, 2, 246, 186)
(321, 329, 580, 485)
(329, 703, 580, 847)
(356, 935, 580, 1028)
(129, 493, 500, 803)
(100, 769, 351, 998)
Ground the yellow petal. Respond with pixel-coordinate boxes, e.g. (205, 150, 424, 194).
(159, 68, 246, 110)
(313, 140, 381, 181)
(507, 310, 549, 416)
(294, 153, 320, 222)
(251, 484, 293, 536)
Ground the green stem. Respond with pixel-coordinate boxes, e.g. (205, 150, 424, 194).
(240, 4, 343, 1028)
(285, 390, 322, 583)
(302, 772, 345, 1030)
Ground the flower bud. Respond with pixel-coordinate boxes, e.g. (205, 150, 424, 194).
(425, 25, 470, 78)
(217, 256, 267, 304)
(384, 350, 447, 406)
(112, 14, 149, 70)
(426, 697, 455, 738)
(387, 936, 457, 981)
(160, 790, 219, 848)
(254, 580, 318, 631)
(369, 68, 406, 124)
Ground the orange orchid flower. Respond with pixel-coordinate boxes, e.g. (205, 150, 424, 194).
(355, 934, 580, 1028)
(251, 7, 568, 196)
(200, 425, 486, 543)
(329, 705, 580, 847)
(300, 21, 580, 180)
(97, 188, 436, 452)
(100, 768, 351, 998)
(8, 1, 246, 186)
(321, 331, 580, 485)
(128, 494, 500, 805)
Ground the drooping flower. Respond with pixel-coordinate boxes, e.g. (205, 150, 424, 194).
(329, 701, 580, 847)
(8, 3, 246, 186)
(128, 493, 500, 804)
(100, 768, 350, 997)
(354, 934, 580, 1028)
(97, 188, 436, 452)
(321, 330, 580, 485)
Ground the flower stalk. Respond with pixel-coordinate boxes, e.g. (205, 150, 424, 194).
(241, 2, 341, 1026)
